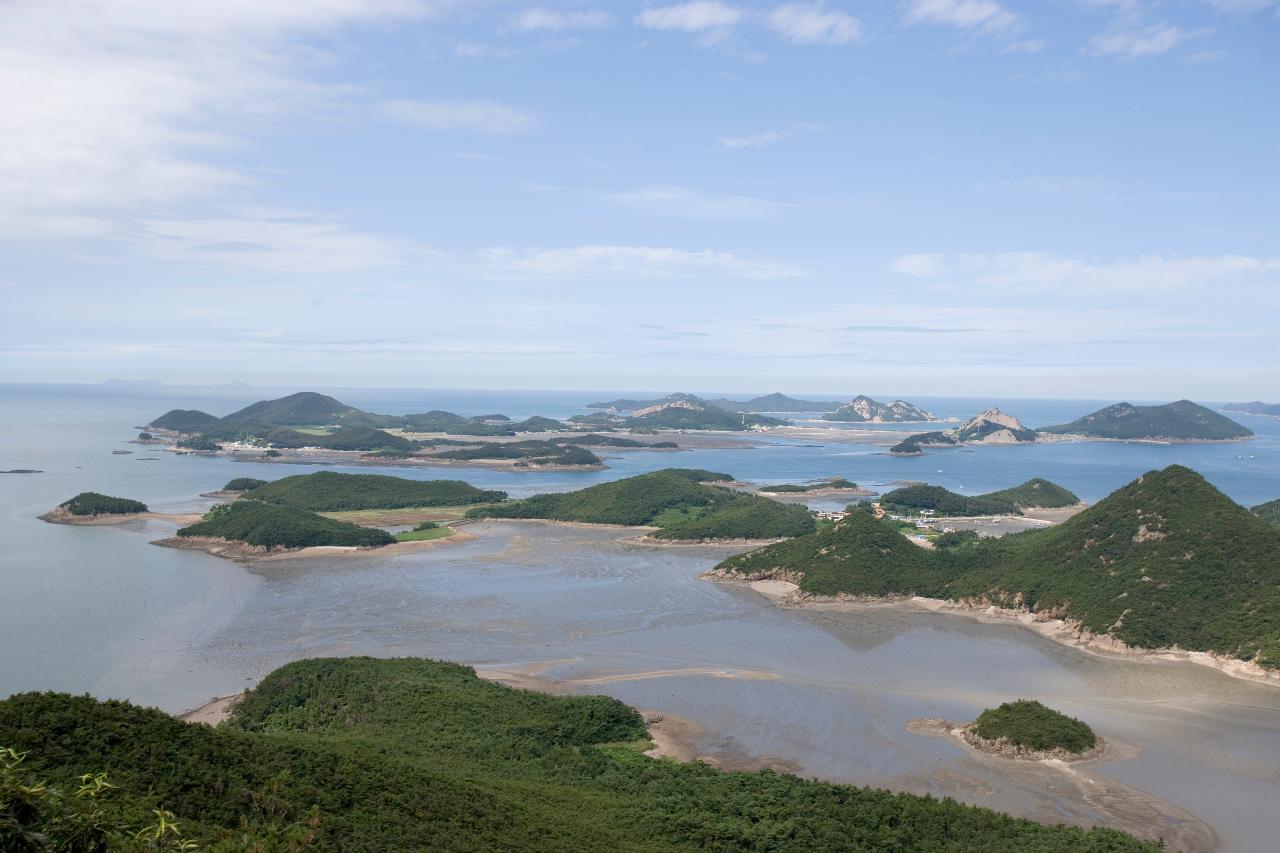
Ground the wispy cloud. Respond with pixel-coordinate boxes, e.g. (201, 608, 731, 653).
(476, 245, 803, 279)
(380, 99, 535, 133)
(1086, 24, 1208, 58)
(719, 122, 822, 149)
(903, 0, 1021, 35)
(513, 7, 614, 31)
(636, 2, 742, 33)
(767, 4, 863, 45)
(605, 185, 791, 220)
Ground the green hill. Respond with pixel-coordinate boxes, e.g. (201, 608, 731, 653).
(221, 391, 363, 426)
(972, 700, 1096, 754)
(1252, 498, 1280, 526)
(710, 392, 844, 413)
(880, 479, 1079, 516)
(0, 657, 1157, 851)
(58, 492, 148, 516)
(147, 408, 219, 431)
(221, 477, 268, 491)
(243, 471, 505, 511)
(1040, 400, 1253, 441)
(628, 404, 785, 431)
(717, 466, 1280, 668)
(469, 469, 814, 540)
(177, 501, 395, 549)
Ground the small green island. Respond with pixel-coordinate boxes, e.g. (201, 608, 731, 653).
(49, 492, 149, 519)
(221, 477, 269, 492)
(714, 466, 1280, 672)
(238, 470, 505, 511)
(469, 468, 816, 541)
(970, 700, 1097, 757)
(759, 477, 861, 494)
(879, 478, 1080, 517)
(0, 656, 1160, 851)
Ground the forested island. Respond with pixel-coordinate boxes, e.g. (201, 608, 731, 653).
(0, 656, 1160, 851)
(173, 501, 396, 550)
(53, 492, 149, 517)
(713, 466, 1280, 672)
(241, 471, 505, 511)
(1223, 401, 1280, 417)
(879, 478, 1080, 516)
(469, 468, 816, 541)
(1039, 400, 1253, 441)
(970, 700, 1097, 757)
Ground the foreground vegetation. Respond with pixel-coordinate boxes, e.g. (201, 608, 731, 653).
(58, 492, 148, 516)
(879, 479, 1079, 517)
(718, 466, 1280, 668)
(243, 471, 505, 512)
(177, 501, 394, 549)
(469, 469, 815, 540)
(0, 657, 1158, 851)
(971, 700, 1097, 754)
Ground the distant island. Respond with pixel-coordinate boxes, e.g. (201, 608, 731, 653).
(891, 408, 1036, 455)
(711, 466, 1280, 676)
(0, 656, 1158, 852)
(1223, 401, 1280, 417)
(1039, 400, 1253, 442)
(822, 395, 933, 423)
(710, 392, 844, 413)
(468, 468, 815, 542)
(879, 478, 1080, 517)
(625, 398, 786, 431)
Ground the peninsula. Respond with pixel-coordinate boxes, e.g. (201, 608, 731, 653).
(711, 465, 1280, 676)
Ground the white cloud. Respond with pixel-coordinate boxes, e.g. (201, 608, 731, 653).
(636, 2, 742, 32)
(477, 245, 803, 279)
(135, 209, 409, 273)
(380, 99, 535, 133)
(890, 252, 1280, 291)
(514, 7, 614, 31)
(1086, 24, 1206, 57)
(767, 4, 863, 45)
(720, 130, 788, 148)
(903, 0, 1020, 34)
(606, 185, 790, 220)
(0, 0, 427, 239)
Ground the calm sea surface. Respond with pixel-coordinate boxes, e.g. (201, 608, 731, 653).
(2, 384, 1278, 851)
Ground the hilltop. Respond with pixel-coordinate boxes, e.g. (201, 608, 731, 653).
(709, 392, 843, 412)
(715, 466, 1280, 670)
(242, 471, 505, 512)
(1040, 400, 1253, 441)
(822, 395, 933, 423)
(880, 479, 1079, 517)
(469, 468, 814, 540)
(0, 657, 1157, 851)
(148, 408, 221, 431)
(891, 409, 1036, 454)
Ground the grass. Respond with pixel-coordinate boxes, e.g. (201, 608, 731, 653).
(394, 526, 455, 542)
(321, 505, 490, 526)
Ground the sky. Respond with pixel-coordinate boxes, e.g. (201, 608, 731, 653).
(1, 0, 1277, 399)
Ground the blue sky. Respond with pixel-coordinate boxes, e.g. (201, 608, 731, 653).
(1, 0, 1277, 399)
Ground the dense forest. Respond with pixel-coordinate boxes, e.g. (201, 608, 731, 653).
(879, 478, 1079, 516)
(177, 501, 394, 549)
(470, 469, 814, 540)
(0, 657, 1158, 851)
(58, 492, 148, 516)
(242, 471, 505, 512)
(1252, 498, 1280, 526)
(717, 466, 1280, 668)
(971, 700, 1097, 754)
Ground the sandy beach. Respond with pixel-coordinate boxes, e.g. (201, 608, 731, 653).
(151, 528, 476, 563)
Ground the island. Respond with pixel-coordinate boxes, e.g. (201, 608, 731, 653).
(708, 392, 844, 413)
(221, 477, 269, 492)
(624, 397, 787, 431)
(757, 477, 866, 495)
(911, 699, 1102, 762)
(1223, 401, 1280, 417)
(1039, 399, 1253, 442)
(468, 468, 816, 541)
(891, 408, 1036, 455)
(0, 657, 1158, 851)
(709, 465, 1280, 678)
(821, 395, 933, 423)
(40, 492, 148, 523)
(879, 478, 1081, 517)
(239, 471, 506, 511)
(165, 501, 396, 554)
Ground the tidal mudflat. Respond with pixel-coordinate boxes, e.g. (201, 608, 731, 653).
(128, 520, 1276, 852)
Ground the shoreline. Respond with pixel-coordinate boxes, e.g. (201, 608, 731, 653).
(703, 573, 1280, 689)
(151, 529, 476, 563)
(39, 507, 203, 526)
